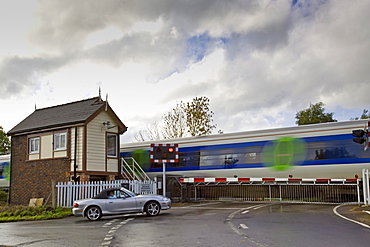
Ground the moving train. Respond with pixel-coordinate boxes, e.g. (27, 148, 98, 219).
(0, 154, 10, 188)
(120, 120, 370, 179)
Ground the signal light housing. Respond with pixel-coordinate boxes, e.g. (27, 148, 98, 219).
(352, 121, 370, 151)
(150, 144, 178, 163)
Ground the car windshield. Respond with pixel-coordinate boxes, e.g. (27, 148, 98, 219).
(121, 188, 136, 197)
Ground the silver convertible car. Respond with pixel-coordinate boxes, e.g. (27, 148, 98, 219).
(73, 187, 171, 221)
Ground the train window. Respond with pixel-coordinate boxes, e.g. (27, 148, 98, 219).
(245, 146, 262, 163)
(178, 151, 200, 167)
(306, 139, 370, 161)
(197, 146, 263, 166)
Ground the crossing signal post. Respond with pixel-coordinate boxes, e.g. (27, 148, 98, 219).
(352, 121, 370, 151)
(150, 144, 179, 196)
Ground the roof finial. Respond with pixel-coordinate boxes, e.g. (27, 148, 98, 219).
(35, 104, 37, 110)
(99, 87, 102, 100)
(105, 93, 108, 111)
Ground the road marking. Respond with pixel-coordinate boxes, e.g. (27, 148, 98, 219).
(239, 224, 249, 229)
(101, 218, 134, 246)
(333, 205, 370, 229)
(226, 205, 268, 247)
(363, 210, 370, 215)
(241, 204, 265, 214)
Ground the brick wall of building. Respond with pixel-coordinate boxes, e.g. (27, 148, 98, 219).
(10, 135, 70, 205)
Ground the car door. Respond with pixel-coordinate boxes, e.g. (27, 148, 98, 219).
(106, 190, 137, 213)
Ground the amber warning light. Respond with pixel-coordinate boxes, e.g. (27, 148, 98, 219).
(150, 144, 178, 163)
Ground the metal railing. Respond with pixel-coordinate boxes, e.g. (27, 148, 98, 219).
(179, 178, 361, 204)
(121, 157, 152, 181)
(188, 184, 360, 203)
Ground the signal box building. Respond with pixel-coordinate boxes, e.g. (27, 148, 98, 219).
(7, 96, 127, 205)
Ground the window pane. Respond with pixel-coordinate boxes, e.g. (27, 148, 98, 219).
(29, 137, 39, 153)
(54, 133, 66, 150)
(107, 134, 117, 157)
(61, 134, 66, 148)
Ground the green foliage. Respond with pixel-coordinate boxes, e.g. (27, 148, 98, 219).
(0, 205, 72, 222)
(0, 126, 11, 155)
(295, 102, 337, 125)
(136, 96, 217, 141)
(0, 189, 8, 202)
(351, 109, 370, 120)
(184, 96, 216, 136)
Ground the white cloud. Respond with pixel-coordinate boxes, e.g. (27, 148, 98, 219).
(1, 0, 369, 142)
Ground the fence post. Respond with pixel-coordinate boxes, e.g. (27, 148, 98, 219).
(363, 169, 370, 206)
(52, 180, 56, 208)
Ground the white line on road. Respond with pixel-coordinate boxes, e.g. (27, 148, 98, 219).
(239, 224, 249, 229)
(241, 204, 265, 214)
(226, 205, 268, 247)
(333, 205, 370, 229)
(101, 218, 134, 246)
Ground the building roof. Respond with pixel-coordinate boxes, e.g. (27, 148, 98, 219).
(8, 97, 127, 136)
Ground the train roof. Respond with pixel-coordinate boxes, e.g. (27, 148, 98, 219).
(120, 119, 369, 150)
(0, 154, 10, 162)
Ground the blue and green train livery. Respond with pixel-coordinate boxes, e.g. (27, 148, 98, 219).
(0, 154, 10, 188)
(120, 120, 370, 179)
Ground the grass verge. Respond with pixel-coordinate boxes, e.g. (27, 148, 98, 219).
(0, 205, 72, 222)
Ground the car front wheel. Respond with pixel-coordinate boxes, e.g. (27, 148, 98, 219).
(86, 206, 102, 221)
(145, 201, 160, 216)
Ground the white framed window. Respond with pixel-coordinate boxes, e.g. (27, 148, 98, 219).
(29, 137, 40, 154)
(107, 133, 118, 157)
(54, 133, 67, 151)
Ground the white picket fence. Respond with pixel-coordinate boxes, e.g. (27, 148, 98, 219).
(56, 179, 157, 207)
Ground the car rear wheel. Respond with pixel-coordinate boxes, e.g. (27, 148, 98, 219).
(145, 201, 160, 216)
(86, 206, 102, 221)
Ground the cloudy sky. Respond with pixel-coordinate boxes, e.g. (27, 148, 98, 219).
(1, 0, 369, 142)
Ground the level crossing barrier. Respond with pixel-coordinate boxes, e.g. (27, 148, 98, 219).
(180, 177, 361, 204)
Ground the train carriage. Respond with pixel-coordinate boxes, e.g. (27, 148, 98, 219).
(120, 120, 370, 179)
(0, 154, 10, 188)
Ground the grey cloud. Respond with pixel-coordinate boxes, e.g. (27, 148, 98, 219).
(5, 0, 369, 116)
(0, 54, 74, 98)
(160, 0, 370, 127)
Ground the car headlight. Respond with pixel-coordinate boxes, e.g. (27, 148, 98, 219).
(162, 197, 170, 201)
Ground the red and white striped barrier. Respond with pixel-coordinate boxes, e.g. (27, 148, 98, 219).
(179, 177, 359, 183)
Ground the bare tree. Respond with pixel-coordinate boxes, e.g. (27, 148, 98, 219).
(162, 102, 187, 139)
(133, 121, 162, 142)
(133, 129, 147, 142)
(133, 96, 217, 141)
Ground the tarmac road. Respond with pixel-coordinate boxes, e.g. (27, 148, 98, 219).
(0, 202, 369, 247)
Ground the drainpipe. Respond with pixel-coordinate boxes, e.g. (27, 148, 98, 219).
(74, 127, 77, 181)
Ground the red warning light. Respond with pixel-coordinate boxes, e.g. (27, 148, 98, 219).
(150, 144, 178, 163)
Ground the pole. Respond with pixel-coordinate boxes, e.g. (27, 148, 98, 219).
(365, 169, 370, 206)
(163, 162, 166, 197)
(357, 177, 361, 205)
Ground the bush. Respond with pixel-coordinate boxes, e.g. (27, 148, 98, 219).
(0, 189, 8, 202)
